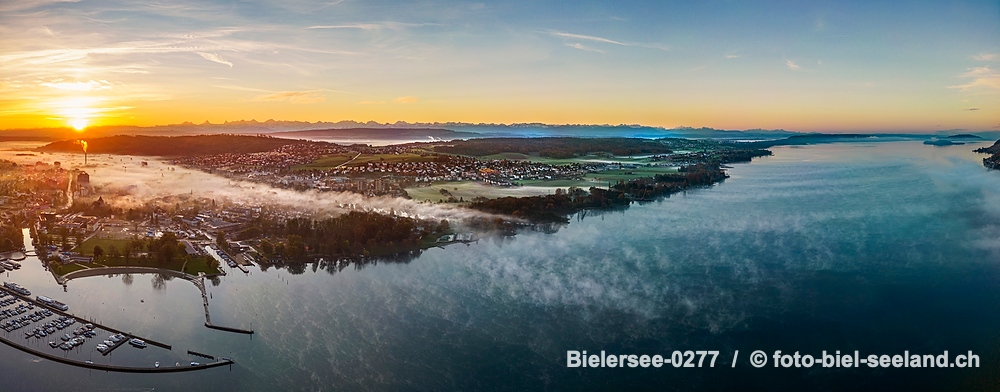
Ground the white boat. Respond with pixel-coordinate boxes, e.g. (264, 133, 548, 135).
(129, 338, 147, 348)
(154, 361, 160, 368)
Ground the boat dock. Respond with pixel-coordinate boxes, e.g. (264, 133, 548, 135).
(0, 285, 171, 349)
(0, 331, 232, 373)
(0, 284, 234, 373)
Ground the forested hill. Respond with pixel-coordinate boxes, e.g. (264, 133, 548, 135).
(433, 137, 675, 158)
(36, 134, 305, 156)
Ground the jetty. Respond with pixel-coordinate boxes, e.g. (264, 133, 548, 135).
(59, 266, 254, 335)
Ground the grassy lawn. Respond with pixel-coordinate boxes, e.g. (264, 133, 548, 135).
(75, 238, 133, 256)
(49, 262, 88, 275)
(291, 153, 357, 171)
(183, 257, 219, 275)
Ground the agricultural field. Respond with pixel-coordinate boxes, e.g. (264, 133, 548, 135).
(405, 181, 556, 202)
(292, 152, 358, 170)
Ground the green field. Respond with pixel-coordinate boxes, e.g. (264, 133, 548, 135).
(75, 238, 133, 255)
(582, 165, 679, 182)
(405, 181, 556, 202)
(292, 153, 357, 170)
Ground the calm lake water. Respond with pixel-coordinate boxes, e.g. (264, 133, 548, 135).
(1, 141, 999, 391)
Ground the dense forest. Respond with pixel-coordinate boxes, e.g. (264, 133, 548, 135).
(37, 134, 304, 156)
(247, 211, 445, 261)
(467, 164, 731, 223)
(434, 137, 675, 158)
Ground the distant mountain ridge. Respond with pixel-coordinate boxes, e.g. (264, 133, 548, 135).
(272, 127, 480, 140)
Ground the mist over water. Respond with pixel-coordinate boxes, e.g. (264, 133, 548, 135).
(2, 141, 1000, 390)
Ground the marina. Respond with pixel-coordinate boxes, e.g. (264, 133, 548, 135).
(0, 282, 233, 373)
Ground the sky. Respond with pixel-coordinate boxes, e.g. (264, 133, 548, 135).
(0, 0, 997, 132)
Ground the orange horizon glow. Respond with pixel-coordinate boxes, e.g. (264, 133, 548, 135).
(0, 2, 998, 133)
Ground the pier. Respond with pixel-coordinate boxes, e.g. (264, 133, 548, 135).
(58, 266, 254, 335)
(194, 276, 255, 335)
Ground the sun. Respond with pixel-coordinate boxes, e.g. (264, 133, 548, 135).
(52, 97, 99, 132)
(70, 118, 89, 131)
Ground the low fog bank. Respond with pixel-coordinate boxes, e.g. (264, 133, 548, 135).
(0, 150, 498, 223)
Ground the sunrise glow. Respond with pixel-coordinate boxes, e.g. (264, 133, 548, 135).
(0, 1, 998, 132)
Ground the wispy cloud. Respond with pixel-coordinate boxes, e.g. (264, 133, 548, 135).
(196, 52, 233, 67)
(786, 59, 801, 71)
(306, 22, 437, 31)
(564, 43, 603, 53)
(966, 107, 980, 111)
(549, 31, 668, 51)
(40, 79, 112, 91)
(393, 96, 418, 104)
(0, 0, 80, 12)
(551, 31, 625, 46)
(972, 53, 999, 61)
(307, 24, 383, 31)
(253, 90, 326, 104)
(950, 66, 1000, 91)
(725, 54, 742, 59)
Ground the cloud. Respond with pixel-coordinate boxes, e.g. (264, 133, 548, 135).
(0, 0, 79, 12)
(950, 66, 1000, 91)
(972, 53, 999, 61)
(786, 59, 801, 71)
(549, 31, 669, 52)
(393, 96, 418, 104)
(724, 54, 742, 59)
(359, 100, 385, 105)
(40, 79, 112, 91)
(306, 22, 437, 31)
(253, 90, 326, 104)
(196, 52, 233, 67)
(564, 43, 603, 53)
(307, 24, 383, 31)
(551, 31, 626, 46)
(966, 107, 980, 111)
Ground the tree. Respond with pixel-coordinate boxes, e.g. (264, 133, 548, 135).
(259, 239, 274, 255)
(436, 219, 450, 233)
(92, 245, 104, 262)
(216, 231, 228, 251)
(108, 245, 120, 259)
